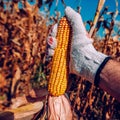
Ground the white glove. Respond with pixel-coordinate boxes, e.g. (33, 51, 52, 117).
(65, 7, 108, 84)
(47, 24, 57, 58)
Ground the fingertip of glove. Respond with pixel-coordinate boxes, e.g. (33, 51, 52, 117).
(65, 6, 73, 16)
(51, 23, 58, 37)
(65, 6, 81, 21)
(48, 23, 58, 37)
(65, 6, 71, 12)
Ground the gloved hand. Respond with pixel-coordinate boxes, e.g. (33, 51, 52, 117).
(65, 7, 108, 84)
(47, 24, 57, 57)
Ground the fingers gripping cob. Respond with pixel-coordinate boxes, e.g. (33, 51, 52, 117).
(48, 17, 71, 96)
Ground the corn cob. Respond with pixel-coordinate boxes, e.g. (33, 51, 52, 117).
(48, 17, 71, 96)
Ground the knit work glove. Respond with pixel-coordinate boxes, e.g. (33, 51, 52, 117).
(47, 24, 57, 58)
(65, 7, 108, 84)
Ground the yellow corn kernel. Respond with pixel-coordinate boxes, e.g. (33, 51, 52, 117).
(48, 17, 71, 96)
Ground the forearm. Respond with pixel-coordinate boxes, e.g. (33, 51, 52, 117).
(99, 59, 120, 102)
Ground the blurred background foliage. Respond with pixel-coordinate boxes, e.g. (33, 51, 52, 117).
(0, 0, 120, 119)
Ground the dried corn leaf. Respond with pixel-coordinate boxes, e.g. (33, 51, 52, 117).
(0, 73, 6, 88)
(11, 64, 21, 96)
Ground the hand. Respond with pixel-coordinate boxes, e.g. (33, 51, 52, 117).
(47, 24, 57, 57)
(65, 7, 108, 84)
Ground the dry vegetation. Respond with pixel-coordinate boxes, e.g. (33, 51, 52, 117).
(0, 0, 120, 120)
(0, 0, 48, 110)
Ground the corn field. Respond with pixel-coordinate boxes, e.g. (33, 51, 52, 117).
(0, 0, 120, 119)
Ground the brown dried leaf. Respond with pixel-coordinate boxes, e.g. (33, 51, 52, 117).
(11, 64, 21, 95)
(12, 38, 21, 46)
(24, 41, 31, 62)
(0, 73, 6, 88)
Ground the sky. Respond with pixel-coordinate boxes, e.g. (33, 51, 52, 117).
(28, 0, 120, 37)
(27, 0, 120, 22)
(40, 0, 119, 38)
(48, 0, 120, 21)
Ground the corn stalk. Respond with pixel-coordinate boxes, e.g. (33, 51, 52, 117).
(89, 0, 106, 37)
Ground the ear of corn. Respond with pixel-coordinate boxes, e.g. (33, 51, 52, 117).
(48, 17, 71, 96)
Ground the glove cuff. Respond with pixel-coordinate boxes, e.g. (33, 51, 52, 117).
(94, 57, 111, 86)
